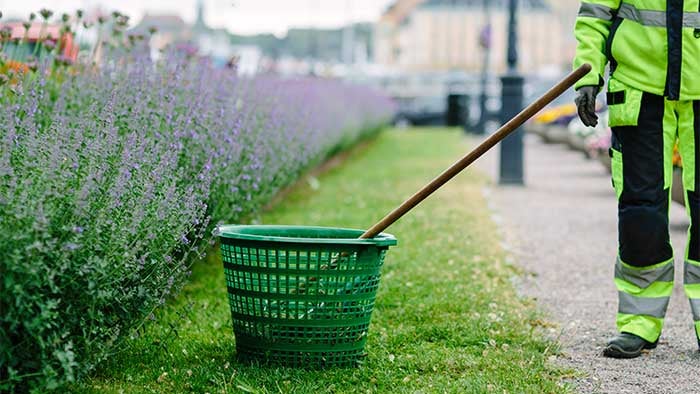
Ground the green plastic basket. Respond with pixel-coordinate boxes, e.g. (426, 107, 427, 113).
(218, 225, 397, 368)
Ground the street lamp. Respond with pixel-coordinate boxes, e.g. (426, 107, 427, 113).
(475, 0, 492, 135)
(446, 0, 466, 128)
(499, 0, 525, 185)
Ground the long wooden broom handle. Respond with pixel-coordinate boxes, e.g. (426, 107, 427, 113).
(360, 63, 593, 239)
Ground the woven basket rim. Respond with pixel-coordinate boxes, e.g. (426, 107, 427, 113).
(218, 225, 397, 247)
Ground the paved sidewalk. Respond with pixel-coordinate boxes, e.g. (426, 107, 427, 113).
(478, 133, 700, 394)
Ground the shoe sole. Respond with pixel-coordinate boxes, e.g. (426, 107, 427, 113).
(603, 342, 657, 359)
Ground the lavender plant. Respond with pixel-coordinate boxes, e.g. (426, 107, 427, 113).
(0, 41, 395, 391)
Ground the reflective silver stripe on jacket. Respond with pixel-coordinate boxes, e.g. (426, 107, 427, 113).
(685, 13, 700, 29)
(579, 2, 700, 29)
(618, 292, 669, 318)
(690, 299, 700, 321)
(615, 257, 674, 289)
(685, 261, 700, 285)
(617, 3, 667, 27)
(578, 2, 615, 21)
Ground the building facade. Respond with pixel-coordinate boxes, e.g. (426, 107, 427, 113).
(375, 0, 579, 73)
(131, 1, 261, 73)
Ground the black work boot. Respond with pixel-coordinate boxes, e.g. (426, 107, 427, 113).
(603, 332, 658, 359)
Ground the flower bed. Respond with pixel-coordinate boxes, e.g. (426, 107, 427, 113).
(0, 44, 394, 390)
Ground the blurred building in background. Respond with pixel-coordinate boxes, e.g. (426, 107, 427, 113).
(375, 0, 578, 73)
(131, 0, 261, 72)
(131, 13, 190, 52)
(192, 0, 234, 62)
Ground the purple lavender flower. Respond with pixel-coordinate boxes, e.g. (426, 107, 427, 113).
(63, 242, 79, 251)
(0, 38, 395, 391)
(43, 40, 57, 51)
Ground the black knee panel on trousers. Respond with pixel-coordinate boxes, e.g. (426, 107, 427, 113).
(613, 93, 672, 267)
(689, 191, 700, 262)
(619, 199, 673, 267)
(690, 102, 700, 262)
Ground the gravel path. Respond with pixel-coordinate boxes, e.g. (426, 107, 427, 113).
(477, 133, 700, 393)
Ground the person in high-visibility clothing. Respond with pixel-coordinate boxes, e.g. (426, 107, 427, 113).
(574, 0, 700, 358)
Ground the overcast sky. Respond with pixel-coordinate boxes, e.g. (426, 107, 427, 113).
(0, 0, 395, 35)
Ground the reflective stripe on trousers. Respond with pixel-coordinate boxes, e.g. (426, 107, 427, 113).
(686, 261, 700, 321)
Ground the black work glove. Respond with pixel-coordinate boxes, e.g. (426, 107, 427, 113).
(575, 86, 600, 127)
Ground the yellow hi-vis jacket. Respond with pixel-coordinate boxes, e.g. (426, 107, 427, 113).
(574, 0, 700, 100)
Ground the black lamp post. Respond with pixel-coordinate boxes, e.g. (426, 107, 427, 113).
(499, 0, 525, 185)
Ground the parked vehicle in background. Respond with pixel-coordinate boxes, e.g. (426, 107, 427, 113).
(379, 71, 487, 127)
(393, 95, 446, 126)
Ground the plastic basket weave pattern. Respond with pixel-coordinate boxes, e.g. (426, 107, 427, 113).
(218, 225, 397, 368)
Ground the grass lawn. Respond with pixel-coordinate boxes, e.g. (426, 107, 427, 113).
(73, 128, 569, 393)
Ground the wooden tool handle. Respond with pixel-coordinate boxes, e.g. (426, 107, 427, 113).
(360, 63, 593, 239)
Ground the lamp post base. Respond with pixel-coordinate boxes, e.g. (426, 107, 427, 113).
(499, 73, 525, 186)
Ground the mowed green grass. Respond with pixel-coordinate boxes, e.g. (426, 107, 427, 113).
(73, 129, 569, 393)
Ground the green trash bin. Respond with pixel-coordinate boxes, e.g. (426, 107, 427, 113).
(218, 225, 397, 368)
